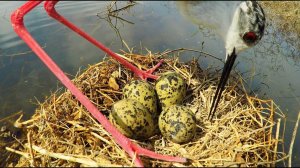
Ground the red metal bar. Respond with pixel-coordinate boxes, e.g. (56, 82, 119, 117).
(44, 1, 161, 80)
(11, 1, 143, 166)
(11, 1, 186, 167)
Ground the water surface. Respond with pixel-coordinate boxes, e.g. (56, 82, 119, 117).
(0, 1, 299, 165)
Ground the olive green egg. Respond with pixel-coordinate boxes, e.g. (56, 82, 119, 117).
(109, 99, 156, 140)
(158, 105, 196, 144)
(123, 80, 158, 117)
(155, 72, 187, 110)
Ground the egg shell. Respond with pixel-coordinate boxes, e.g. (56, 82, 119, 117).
(109, 99, 156, 140)
(155, 72, 187, 110)
(158, 105, 196, 144)
(123, 80, 158, 117)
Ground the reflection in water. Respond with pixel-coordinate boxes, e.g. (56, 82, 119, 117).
(96, 1, 136, 44)
(0, 1, 299, 165)
(176, 1, 241, 42)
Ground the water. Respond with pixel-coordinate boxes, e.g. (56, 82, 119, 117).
(0, 1, 299, 165)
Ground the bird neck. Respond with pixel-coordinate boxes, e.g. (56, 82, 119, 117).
(225, 7, 240, 56)
(225, 2, 249, 56)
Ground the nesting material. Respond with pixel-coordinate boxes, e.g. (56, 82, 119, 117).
(7, 50, 287, 167)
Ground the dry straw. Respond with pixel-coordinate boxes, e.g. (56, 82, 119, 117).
(5, 49, 289, 167)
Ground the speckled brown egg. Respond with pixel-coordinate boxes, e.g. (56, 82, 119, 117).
(123, 80, 158, 117)
(155, 72, 187, 110)
(109, 99, 156, 140)
(158, 105, 196, 144)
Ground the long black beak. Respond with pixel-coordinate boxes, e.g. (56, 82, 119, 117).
(208, 48, 237, 121)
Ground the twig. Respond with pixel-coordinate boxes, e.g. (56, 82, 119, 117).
(5, 147, 30, 159)
(109, 14, 134, 25)
(288, 111, 300, 167)
(273, 118, 281, 167)
(14, 114, 40, 128)
(25, 144, 120, 167)
(0, 111, 23, 123)
(122, 40, 133, 53)
(91, 131, 112, 145)
(27, 131, 35, 167)
(157, 48, 223, 62)
(96, 1, 135, 45)
(109, 2, 136, 14)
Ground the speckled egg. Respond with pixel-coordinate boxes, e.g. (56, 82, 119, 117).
(158, 105, 196, 144)
(123, 80, 158, 117)
(109, 99, 156, 140)
(155, 72, 187, 110)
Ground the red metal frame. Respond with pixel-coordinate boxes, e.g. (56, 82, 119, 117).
(11, 1, 186, 167)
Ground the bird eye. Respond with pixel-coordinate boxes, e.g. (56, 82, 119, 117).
(243, 32, 257, 45)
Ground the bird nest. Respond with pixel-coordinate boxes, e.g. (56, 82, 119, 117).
(6, 49, 287, 167)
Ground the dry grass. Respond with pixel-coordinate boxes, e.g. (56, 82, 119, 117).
(5, 49, 287, 167)
(260, 1, 300, 35)
(260, 1, 300, 49)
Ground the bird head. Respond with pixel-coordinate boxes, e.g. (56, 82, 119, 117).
(225, 1, 265, 57)
(176, 1, 266, 120)
(209, 1, 265, 120)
